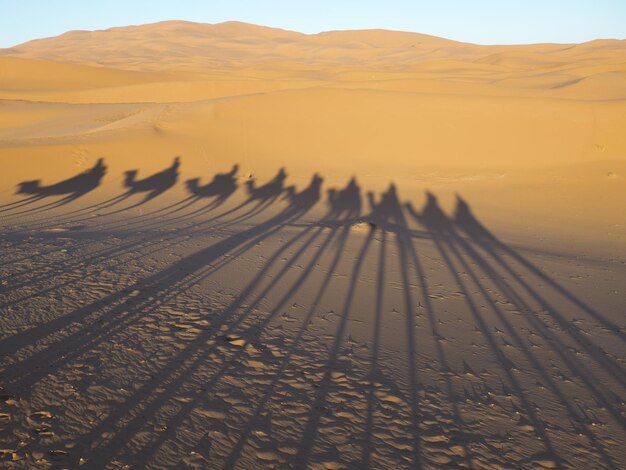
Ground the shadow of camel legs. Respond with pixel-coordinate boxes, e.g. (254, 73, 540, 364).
(0, 158, 107, 216)
(407, 194, 621, 467)
(27, 174, 325, 468)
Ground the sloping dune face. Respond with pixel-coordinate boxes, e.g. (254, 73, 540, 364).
(1, 21, 625, 249)
(0, 21, 625, 469)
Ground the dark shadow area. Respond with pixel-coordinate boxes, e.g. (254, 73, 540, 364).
(183, 164, 239, 210)
(0, 168, 289, 307)
(0, 158, 107, 216)
(325, 176, 361, 223)
(159, 167, 290, 232)
(221, 178, 362, 469)
(362, 226, 386, 469)
(367, 184, 422, 468)
(2, 157, 182, 230)
(408, 194, 564, 466)
(96, 156, 181, 214)
(293, 219, 375, 469)
(0, 171, 318, 388)
(0, 166, 623, 469)
(407, 192, 623, 468)
(86, 164, 241, 234)
(454, 196, 625, 342)
(0, 172, 324, 468)
(374, 188, 476, 468)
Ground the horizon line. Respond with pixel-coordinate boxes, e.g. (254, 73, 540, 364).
(4, 19, 625, 50)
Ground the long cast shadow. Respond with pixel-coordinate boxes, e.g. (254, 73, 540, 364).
(91, 156, 181, 215)
(220, 179, 362, 469)
(445, 200, 624, 428)
(293, 187, 385, 468)
(96, 166, 289, 239)
(59, 174, 328, 467)
(410, 194, 564, 467)
(0, 173, 319, 392)
(0, 158, 107, 216)
(442, 200, 622, 466)
(0, 168, 284, 304)
(408, 193, 622, 468)
(1, 162, 240, 283)
(446, 198, 626, 395)
(369, 184, 423, 468)
(0, 157, 182, 235)
(454, 196, 624, 343)
(98, 164, 241, 233)
(1, 178, 360, 468)
(129, 182, 360, 469)
(1, 171, 623, 467)
(361, 226, 386, 469)
(387, 191, 475, 467)
(108, 179, 359, 468)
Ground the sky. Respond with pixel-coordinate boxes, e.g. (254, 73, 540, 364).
(1, 0, 625, 48)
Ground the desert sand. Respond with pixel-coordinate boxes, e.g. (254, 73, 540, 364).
(0, 21, 624, 469)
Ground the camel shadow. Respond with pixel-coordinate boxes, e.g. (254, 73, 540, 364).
(1, 167, 624, 469)
(246, 167, 287, 204)
(0, 158, 107, 215)
(166, 164, 239, 218)
(95, 157, 181, 214)
(186, 165, 238, 203)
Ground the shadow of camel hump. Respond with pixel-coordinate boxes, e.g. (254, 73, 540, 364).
(0, 158, 107, 214)
(186, 164, 239, 200)
(327, 176, 362, 220)
(453, 194, 499, 241)
(123, 156, 180, 202)
(366, 182, 406, 230)
(420, 190, 452, 231)
(172, 164, 240, 216)
(246, 167, 287, 203)
(286, 173, 323, 209)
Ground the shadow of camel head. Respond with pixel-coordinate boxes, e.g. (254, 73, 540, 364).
(124, 170, 139, 188)
(16, 180, 40, 195)
(185, 177, 201, 194)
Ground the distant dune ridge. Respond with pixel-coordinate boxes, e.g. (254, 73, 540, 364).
(1, 20, 624, 76)
(0, 21, 458, 69)
(1, 20, 626, 103)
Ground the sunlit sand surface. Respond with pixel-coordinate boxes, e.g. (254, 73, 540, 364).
(0, 21, 625, 469)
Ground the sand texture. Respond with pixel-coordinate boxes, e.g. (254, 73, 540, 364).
(0, 21, 625, 469)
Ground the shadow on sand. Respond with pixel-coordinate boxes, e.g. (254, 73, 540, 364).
(0, 164, 624, 469)
(94, 156, 181, 214)
(0, 158, 107, 216)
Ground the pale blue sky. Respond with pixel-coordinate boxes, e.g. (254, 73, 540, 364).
(1, 0, 625, 48)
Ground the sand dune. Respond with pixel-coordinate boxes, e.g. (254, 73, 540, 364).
(1, 21, 456, 69)
(0, 21, 625, 469)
